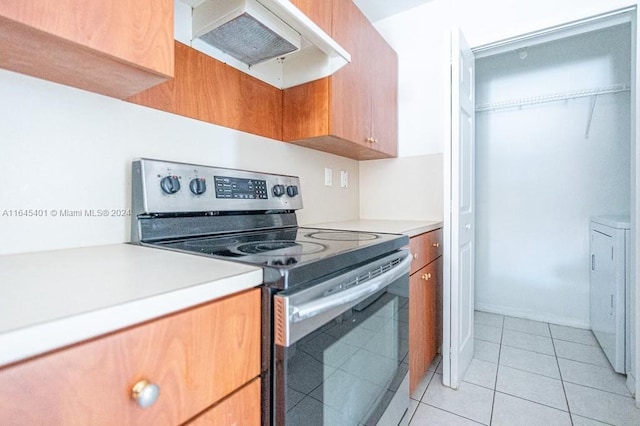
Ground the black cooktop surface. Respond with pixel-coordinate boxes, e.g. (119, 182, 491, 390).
(151, 227, 408, 289)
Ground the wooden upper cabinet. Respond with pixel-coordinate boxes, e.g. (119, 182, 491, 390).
(330, 0, 373, 149)
(369, 29, 399, 157)
(128, 42, 283, 141)
(0, 0, 174, 99)
(289, 0, 333, 35)
(283, 0, 398, 160)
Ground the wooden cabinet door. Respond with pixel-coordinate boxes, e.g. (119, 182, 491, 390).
(0, 0, 174, 99)
(409, 258, 441, 394)
(289, 0, 333, 35)
(282, 0, 399, 160)
(188, 379, 261, 426)
(370, 30, 399, 157)
(128, 42, 283, 141)
(331, 0, 372, 146)
(0, 289, 261, 426)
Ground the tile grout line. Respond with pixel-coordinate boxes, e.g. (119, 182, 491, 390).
(552, 336, 599, 347)
(493, 389, 571, 413)
(500, 342, 555, 357)
(488, 315, 505, 425)
(556, 356, 620, 370)
(420, 401, 489, 425)
(549, 323, 574, 426)
(495, 362, 560, 381)
(408, 358, 440, 424)
(561, 379, 635, 399)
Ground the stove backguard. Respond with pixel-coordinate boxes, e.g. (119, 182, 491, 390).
(131, 158, 303, 244)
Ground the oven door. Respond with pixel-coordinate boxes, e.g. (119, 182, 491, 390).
(273, 250, 412, 426)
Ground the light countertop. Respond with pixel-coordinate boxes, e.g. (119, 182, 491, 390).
(309, 219, 443, 238)
(0, 244, 262, 367)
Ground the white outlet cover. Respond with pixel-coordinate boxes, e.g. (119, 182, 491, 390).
(340, 170, 348, 188)
(324, 168, 333, 186)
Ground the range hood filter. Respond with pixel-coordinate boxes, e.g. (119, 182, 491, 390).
(193, 0, 302, 67)
(184, 0, 351, 88)
(199, 13, 298, 66)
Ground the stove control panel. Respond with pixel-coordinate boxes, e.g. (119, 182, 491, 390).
(214, 176, 268, 199)
(133, 159, 303, 214)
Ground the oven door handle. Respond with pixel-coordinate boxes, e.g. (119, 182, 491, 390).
(290, 251, 412, 323)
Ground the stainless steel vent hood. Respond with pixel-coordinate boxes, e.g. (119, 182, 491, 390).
(176, 0, 351, 89)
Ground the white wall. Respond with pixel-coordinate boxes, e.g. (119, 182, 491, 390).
(359, 154, 443, 220)
(372, 0, 638, 158)
(0, 70, 360, 256)
(361, 0, 638, 221)
(475, 25, 631, 326)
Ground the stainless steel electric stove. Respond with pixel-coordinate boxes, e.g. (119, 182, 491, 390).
(131, 158, 411, 426)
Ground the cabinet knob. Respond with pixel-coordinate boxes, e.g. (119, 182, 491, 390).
(413, 253, 418, 260)
(421, 273, 431, 281)
(365, 137, 376, 143)
(432, 242, 440, 248)
(132, 379, 160, 408)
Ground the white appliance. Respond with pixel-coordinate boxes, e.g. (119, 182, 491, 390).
(175, 0, 351, 89)
(590, 215, 630, 373)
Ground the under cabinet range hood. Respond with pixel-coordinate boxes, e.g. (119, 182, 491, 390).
(192, 0, 301, 66)
(176, 0, 351, 89)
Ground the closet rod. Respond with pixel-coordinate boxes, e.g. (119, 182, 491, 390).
(476, 83, 630, 113)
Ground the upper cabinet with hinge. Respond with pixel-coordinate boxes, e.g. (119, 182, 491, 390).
(283, 0, 398, 160)
(0, 0, 174, 99)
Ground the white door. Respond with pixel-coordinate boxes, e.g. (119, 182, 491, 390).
(443, 29, 475, 389)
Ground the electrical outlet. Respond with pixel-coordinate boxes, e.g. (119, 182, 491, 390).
(324, 168, 333, 186)
(340, 170, 348, 188)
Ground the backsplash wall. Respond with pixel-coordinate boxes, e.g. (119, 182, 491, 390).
(0, 69, 359, 256)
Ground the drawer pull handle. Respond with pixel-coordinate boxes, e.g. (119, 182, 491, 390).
(132, 379, 160, 408)
(421, 273, 431, 281)
(432, 242, 440, 248)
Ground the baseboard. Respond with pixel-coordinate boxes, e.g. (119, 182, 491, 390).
(474, 302, 590, 329)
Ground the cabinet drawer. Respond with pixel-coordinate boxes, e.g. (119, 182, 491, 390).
(409, 228, 443, 274)
(188, 378, 261, 426)
(0, 289, 261, 426)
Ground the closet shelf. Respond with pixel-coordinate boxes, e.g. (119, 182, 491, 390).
(476, 83, 631, 113)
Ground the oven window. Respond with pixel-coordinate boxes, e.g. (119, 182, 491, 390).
(280, 280, 409, 425)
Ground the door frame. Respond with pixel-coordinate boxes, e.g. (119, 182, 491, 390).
(442, 6, 640, 403)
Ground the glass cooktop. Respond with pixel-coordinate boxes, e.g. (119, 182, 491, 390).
(151, 227, 408, 289)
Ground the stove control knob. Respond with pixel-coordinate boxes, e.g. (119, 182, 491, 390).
(272, 184, 285, 197)
(160, 175, 181, 194)
(189, 178, 207, 195)
(286, 185, 299, 197)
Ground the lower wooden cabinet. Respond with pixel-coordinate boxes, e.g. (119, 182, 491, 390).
(409, 229, 443, 394)
(0, 289, 261, 425)
(188, 378, 261, 426)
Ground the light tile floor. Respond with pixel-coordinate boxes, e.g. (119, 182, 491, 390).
(407, 311, 640, 426)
